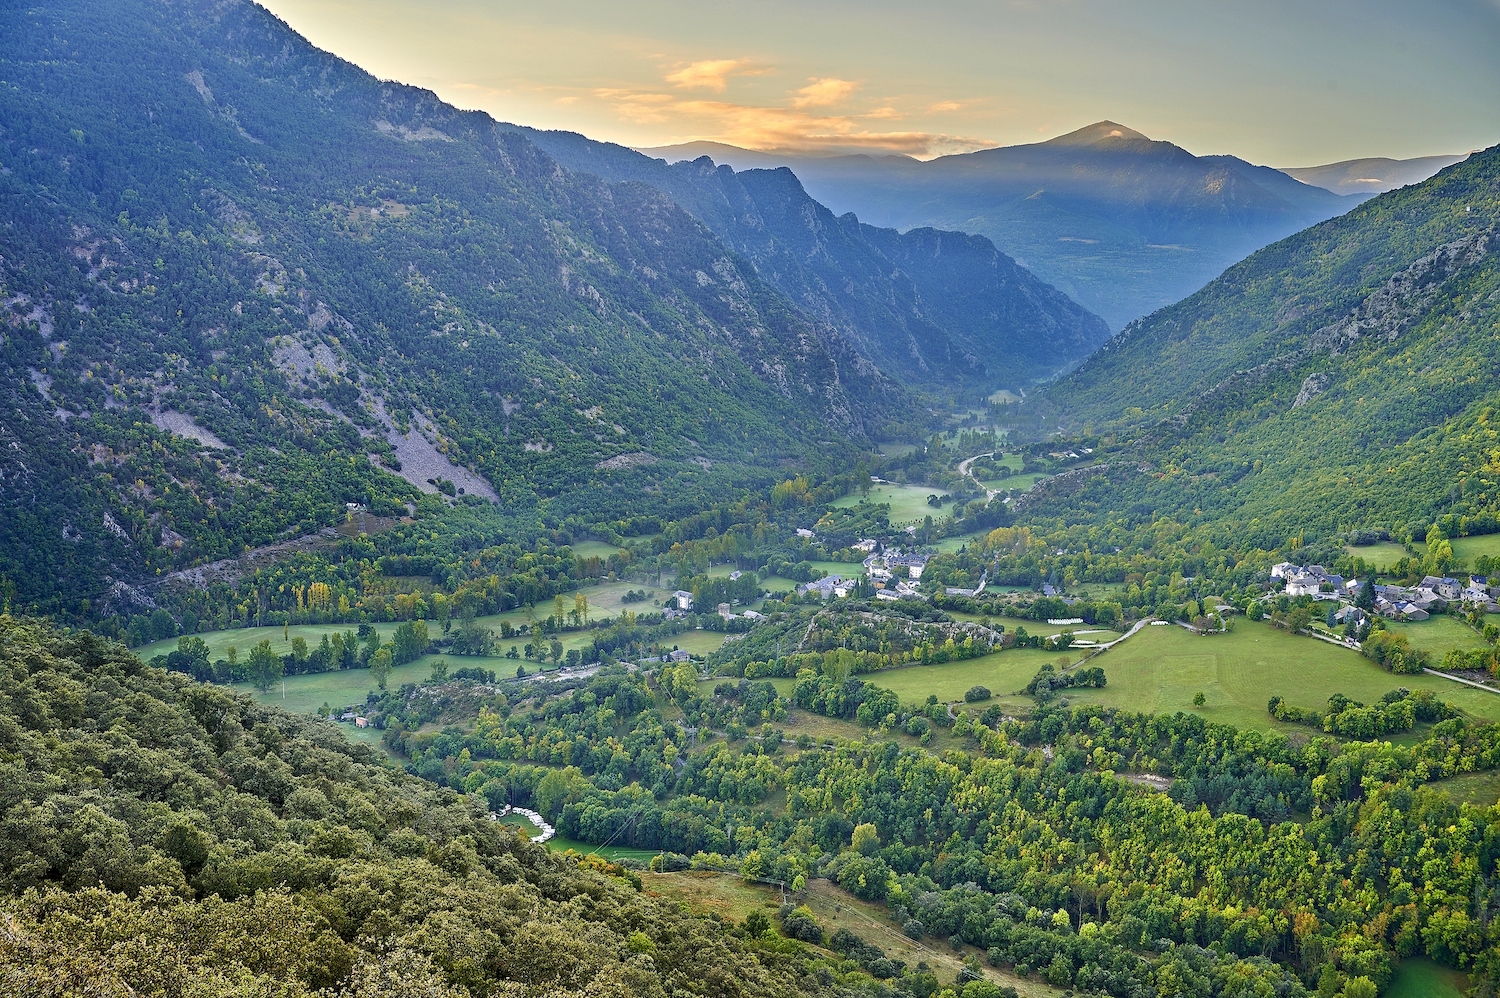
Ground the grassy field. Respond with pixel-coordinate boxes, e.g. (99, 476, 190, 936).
(855, 620, 1500, 731)
(933, 530, 987, 553)
(979, 471, 1048, 492)
(869, 647, 1061, 708)
(1386, 957, 1468, 998)
(495, 813, 542, 837)
(807, 559, 865, 578)
(547, 836, 660, 862)
(1429, 771, 1500, 807)
(1388, 615, 1491, 657)
(643, 873, 1062, 997)
(1344, 541, 1411, 570)
(832, 485, 949, 526)
(876, 442, 918, 458)
(1082, 621, 1500, 730)
(1455, 533, 1500, 562)
(569, 540, 629, 561)
(136, 621, 405, 660)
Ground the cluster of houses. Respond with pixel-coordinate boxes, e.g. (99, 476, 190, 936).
(864, 546, 930, 602)
(1272, 562, 1500, 622)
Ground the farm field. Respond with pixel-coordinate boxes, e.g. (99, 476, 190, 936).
(1388, 615, 1491, 657)
(1082, 620, 1500, 730)
(1454, 534, 1500, 561)
(832, 485, 949, 525)
(875, 442, 918, 458)
(1345, 541, 1410, 570)
(235, 656, 436, 715)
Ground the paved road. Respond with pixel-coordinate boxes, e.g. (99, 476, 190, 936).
(1423, 668, 1500, 695)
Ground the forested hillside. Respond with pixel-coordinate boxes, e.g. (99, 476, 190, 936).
(505, 125, 1111, 390)
(1025, 145, 1500, 541)
(0, 0, 924, 615)
(0, 613, 835, 996)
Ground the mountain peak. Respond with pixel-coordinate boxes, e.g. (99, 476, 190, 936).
(1043, 121, 1152, 147)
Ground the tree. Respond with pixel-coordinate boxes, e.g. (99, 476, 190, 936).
(369, 646, 393, 689)
(1193, 692, 1206, 707)
(851, 822, 880, 855)
(574, 592, 589, 627)
(247, 639, 282, 692)
(549, 639, 564, 665)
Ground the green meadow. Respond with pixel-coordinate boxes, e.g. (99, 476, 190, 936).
(1454, 533, 1500, 562)
(832, 484, 950, 525)
(1344, 541, 1410, 570)
(860, 620, 1500, 731)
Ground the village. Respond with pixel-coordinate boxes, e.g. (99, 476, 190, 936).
(1270, 561, 1500, 626)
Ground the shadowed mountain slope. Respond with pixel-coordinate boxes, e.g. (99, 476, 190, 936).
(505, 125, 1111, 391)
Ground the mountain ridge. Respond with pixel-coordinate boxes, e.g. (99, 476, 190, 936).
(640, 125, 1371, 329)
(501, 123, 1112, 390)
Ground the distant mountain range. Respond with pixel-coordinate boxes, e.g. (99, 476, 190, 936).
(1281, 155, 1468, 196)
(641, 124, 1385, 329)
(1029, 144, 1500, 540)
(502, 125, 1111, 390)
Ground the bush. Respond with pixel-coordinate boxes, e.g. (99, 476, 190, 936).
(777, 904, 823, 944)
(964, 685, 992, 702)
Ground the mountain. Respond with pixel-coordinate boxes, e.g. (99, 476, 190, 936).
(1282, 154, 1468, 196)
(1029, 144, 1500, 542)
(0, 0, 920, 612)
(505, 126, 1111, 390)
(643, 123, 1366, 330)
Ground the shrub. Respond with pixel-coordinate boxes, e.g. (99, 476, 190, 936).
(964, 685, 992, 702)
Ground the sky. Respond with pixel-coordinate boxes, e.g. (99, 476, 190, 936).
(259, 0, 1500, 164)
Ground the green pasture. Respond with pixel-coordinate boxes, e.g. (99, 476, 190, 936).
(1387, 615, 1490, 657)
(1344, 541, 1410, 571)
(856, 620, 1500, 731)
(672, 630, 728, 656)
(980, 472, 1048, 492)
(1386, 957, 1469, 998)
(568, 540, 629, 561)
(868, 647, 1062, 707)
(876, 442, 918, 458)
(807, 560, 865, 578)
(1082, 621, 1500, 730)
(1454, 533, 1500, 562)
(832, 484, 950, 525)
(934, 530, 987, 553)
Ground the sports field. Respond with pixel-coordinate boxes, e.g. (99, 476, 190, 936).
(832, 484, 950, 525)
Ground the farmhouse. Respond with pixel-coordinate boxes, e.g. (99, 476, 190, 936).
(672, 590, 695, 611)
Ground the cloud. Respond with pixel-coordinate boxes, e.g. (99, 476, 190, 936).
(928, 100, 965, 113)
(791, 77, 858, 109)
(590, 86, 988, 158)
(865, 107, 903, 120)
(665, 59, 749, 92)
